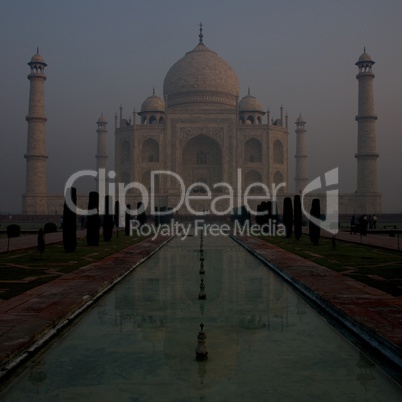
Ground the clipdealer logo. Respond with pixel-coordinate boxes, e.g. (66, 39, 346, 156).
(301, 168, 339, 234)
(63, 167, 339, 235)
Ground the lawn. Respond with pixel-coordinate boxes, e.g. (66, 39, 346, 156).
(260, 234, 402, 297)
(0, 231, 145, 300)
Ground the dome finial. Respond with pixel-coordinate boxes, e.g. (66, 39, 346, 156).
(364, 46, 366, 53)
(248, 87, 250, 96)
(37, 47, 39, 54)
(199, 22, 203, 43)
(152, 86, 155, 95)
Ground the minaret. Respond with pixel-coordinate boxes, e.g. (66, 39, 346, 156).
(22, 49, 48, 215)
(355, 49, 381, 213)
(294, 114, 308, 194)
(95, 114, 108, 193)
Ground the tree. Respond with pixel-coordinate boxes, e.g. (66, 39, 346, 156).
(257, 202, 269, 226)
(114, 200, 120, 238)
(103, 195, 114, 242)
(263, 201, 270, 225)
(283, 197, 293, 238)
(37, 228, 45, 259)
(256, 203, 263, 226)
(309, 198, 321, 245)
(137, 202, 147, 226)
(125, 204, 131, 236)
(6, 224, 20, 252)
(87, 191, 100, 246)
(294, 195, 303, 240)
(270, 201, 278, 231)
(154, 206, 159, 227)
(63, 187, 77, 252)
(44, 222, 57, 234)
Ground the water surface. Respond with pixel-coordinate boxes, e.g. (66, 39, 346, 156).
(1, 235, 401, 401)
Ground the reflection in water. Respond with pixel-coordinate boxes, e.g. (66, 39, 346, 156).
(0, 235, 401, 401)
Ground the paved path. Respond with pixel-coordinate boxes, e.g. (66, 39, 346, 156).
(0, 230, 87, 253)
(2, 228, 401, 253)
(322, 229, 402, 251)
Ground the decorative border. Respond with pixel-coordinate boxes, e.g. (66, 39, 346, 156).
(179, 127, 224, 145)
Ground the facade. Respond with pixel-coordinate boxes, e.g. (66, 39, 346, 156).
(115, 32, 288, 214)
(21, 33, 382, 217)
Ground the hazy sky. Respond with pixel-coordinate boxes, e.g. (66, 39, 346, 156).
(1, 0, 402, 213)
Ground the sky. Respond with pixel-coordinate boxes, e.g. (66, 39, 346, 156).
(1, 0, 402, 213)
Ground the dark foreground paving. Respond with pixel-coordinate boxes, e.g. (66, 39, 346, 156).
(319, 229, 402, 251)
(0, 230, 86, 253)
(0, 233, 401, 384)
(233, 235, 402, 376)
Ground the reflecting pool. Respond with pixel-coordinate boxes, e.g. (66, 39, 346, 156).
(1, 235, 401, 401)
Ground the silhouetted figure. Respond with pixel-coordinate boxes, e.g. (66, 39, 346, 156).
(373, 214, 377, 229)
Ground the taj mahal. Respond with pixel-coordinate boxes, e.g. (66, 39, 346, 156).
(22, 26, 381, 217)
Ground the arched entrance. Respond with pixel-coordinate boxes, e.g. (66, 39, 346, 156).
(244, 138, 262, 163)
(181, 134, 222, 190)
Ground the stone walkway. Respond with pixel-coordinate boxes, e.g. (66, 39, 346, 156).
(0, 231, 401, 384)
(1, 228, 400, 253)
(319, 229, 402, 252)
(0, 230, 86, 253)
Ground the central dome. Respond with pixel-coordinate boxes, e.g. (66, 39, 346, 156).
(163, 41, 240, 109)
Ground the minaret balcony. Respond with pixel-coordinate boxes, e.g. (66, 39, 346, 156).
(354, 152, 379, 159)
(27, 73, 47, 80)
(26, 115, 48, 122)
(355, 114, 378, 121)
(356, 72, 375, 79)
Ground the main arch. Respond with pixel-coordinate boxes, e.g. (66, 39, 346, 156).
(181, 134, 222, 190)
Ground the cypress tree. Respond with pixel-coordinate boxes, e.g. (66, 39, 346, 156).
(283, 197, 293, 238)
(294, 195, 303, 240)
(125, 204, 131, 236)
(63, 187, 77, 252)
(309, 198, 321, 245)
(270, 201, 278, 231)
(6, 224, 20, 252)
(137, 201, 147, 226)
(103, 195, 114, 242)
(256, 203, 263, 226)
(37, 228, 45, 259)
(263, 201, 270, 225)
(87, 191, 100, 246)
(260, 202, 267, 226)
(114, 200, 120, 238)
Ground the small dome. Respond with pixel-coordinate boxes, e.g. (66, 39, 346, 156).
(238, 92, 263, 112)
(29, 49, 47, 66)
(97, 113, 107, 124)
(356, 48, 374, 66)
(296, 114, 306, 124)
(140, 93, 165, 113)
(358, 52, 372, 62)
